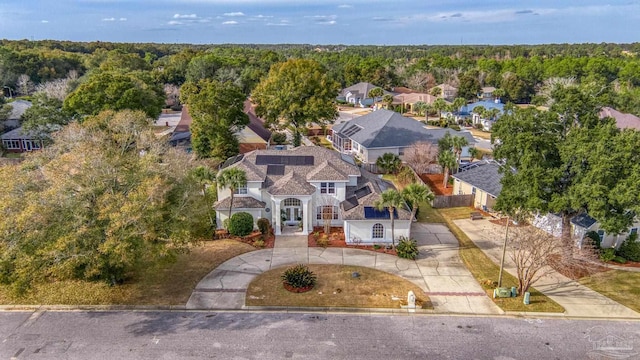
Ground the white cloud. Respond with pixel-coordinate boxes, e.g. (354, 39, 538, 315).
(119, 17, 127, 21)
(174, 13, 197, 19)
(305, 15, 338, 25)
(168, 20, 183, 25)
(222, 20, 238, 25)
(337, 4, 352, 8)
(254, 15, 273, 18)
(41, 20, 49, 23)
(102, 17, 116, 21)
(266, 19, 291, 26)
(223, 12, 245, 17)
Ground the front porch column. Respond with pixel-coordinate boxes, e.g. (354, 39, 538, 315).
(302, 198, 310, 234)
(274, 199, 282, 235)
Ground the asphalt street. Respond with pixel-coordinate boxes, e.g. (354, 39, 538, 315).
(1, 311, 639, 359)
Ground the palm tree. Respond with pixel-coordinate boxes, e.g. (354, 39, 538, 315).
(437, 150, 456, 188)
(374, 189, 405, 248)
(492, 88, 506, 102)
(433, 98, 447, 120)
(216, 167, 247, 224)
(376, 152, 401, 174)
(368, 87, 384, 109)
(191, 165, 216, 230)
(423, 103, 433, 121)
(468, 147, 480, 161)
(451, 135, 469, 172)
(382, 94, 394, 109)
(451, 97, 466, 115)
(413, 101, 427, 116)
(402, 183, 434, 236)
(430, 86, 442, 97)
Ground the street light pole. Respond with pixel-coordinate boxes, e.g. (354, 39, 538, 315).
(497, 215, 510, 288)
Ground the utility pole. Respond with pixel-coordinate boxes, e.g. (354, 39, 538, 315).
(497, 215, 509, 287)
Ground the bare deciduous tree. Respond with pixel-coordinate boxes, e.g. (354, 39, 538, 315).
(164, 84, 181, 108)
(36, 78, 70, 101)
(404, 141, 438, 174)
(316, 194, 339, 235)
(16, 74, 34, 96)
(508, 226, 560, 294)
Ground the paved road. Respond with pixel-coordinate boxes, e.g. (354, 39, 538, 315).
(1, 311, 639, 359)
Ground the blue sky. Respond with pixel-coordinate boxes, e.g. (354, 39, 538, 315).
(1, 0, 639, 45)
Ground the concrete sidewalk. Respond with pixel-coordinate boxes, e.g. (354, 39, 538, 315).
(187, 225, 502, 315)
(454, 218, 640, 319)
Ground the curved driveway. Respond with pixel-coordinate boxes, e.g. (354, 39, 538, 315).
(187, 224, 502, 315)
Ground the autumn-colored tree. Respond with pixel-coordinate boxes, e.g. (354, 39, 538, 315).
(0, 110, 210, 292)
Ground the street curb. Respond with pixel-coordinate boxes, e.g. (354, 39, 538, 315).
(1, 305, 639, 321)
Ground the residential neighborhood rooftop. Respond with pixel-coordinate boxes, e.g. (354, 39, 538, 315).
(452, 160, 503, 197)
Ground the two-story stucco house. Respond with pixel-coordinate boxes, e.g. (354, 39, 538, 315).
(214, 146, 411, 244)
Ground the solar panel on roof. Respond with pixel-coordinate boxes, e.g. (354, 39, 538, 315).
(266, 164, 285, 175)
(364, 206, 398, 219)
(255, 155, 314, 166)
(341, 196, 359, 211)
(341, 124, 363, 137)
(341, 153, 356, 165)
(354, 186, 372, 199)
(221, 154, 244, 169)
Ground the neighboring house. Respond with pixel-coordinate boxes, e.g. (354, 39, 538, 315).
(1, 99, 31, 131)
(431, 83, 458, 100)
(214, 146, 411, 243)
(329, 109, 475, 164)
(599, 107, 640, 131)
(392, 92, 439, 113)
(533, 212, 640, 249)
(479, 87, 496, 101)
(460, 100, 505, 131)
(1, 127, 43, 153)
(452, 161, 502, 211)
(338, 82, 392, 108)
(169, 101, 272, 153)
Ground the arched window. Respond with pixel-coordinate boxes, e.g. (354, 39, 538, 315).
(372, 223, 384, 239)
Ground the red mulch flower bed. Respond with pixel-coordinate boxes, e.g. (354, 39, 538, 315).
(419, 173, 453, 196)
(228, 230, 275, 248)
(283, 283, 314, 293)
(308, 227, 397, 256)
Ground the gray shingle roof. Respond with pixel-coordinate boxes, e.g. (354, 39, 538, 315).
(214, 196, 266, 210)
(1, 126, 38, 140)
(452, 161, 503, 197)
(341, 170, 411, 221)
(306, 160, 347, 181)
(570, 213, 597, 229)
(333, 109, 475, 149)
(7, 100, 31, 120)
(268, 171, 317, 195)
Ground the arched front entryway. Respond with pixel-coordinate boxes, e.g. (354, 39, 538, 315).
(282, 198, 302, 226)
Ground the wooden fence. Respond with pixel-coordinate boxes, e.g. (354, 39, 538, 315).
(431, 194, 474, 209)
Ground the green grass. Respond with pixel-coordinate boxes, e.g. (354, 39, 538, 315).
(437, 207, 565, 313)
(579, 270, 640, 313)
(417, 201, 445, 223)
(0, 240, 256, 306)
(309, 136, 334, 149)
(1, 153, 22, 159)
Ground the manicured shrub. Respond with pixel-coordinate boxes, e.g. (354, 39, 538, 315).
(613, 256, 627, 264)
(281, 264, 316, 289)
(617, 233, 640, 262)
(599, 248, 616, 262)
(257, 218, 271, 235)
(396, 236, 419, 259)
(228, 212, 254, 237)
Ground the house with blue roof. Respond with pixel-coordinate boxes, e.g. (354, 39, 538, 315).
(459, 100, 505, 131)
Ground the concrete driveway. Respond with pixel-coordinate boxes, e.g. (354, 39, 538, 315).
(455, 218, 640, 319)
(187, 225, 502, 315)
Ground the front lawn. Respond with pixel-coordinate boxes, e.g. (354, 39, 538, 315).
(246, 264, 432, 309)
(579, 270, 640, 313)
(0, 240, 256, 306)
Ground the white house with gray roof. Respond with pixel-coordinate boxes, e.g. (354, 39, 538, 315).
(330, 109, 475, 164)
(215, 146, 411, 243)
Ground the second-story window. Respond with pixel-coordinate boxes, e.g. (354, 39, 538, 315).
(234, 186, 248, 195)
(320, 182, 335, 194)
